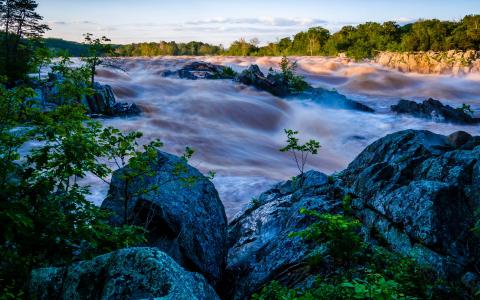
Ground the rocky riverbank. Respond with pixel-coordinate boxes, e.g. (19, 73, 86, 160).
(29, 129, 480, 299)
(375, 50, 480, 75)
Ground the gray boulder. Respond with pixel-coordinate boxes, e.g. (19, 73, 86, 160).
(225, 171, 345, 299)
(28, 247, 220, 300)
(101, 151, 227, 286)
(341, 129, 480, 278)
(391, 98, 480, 124)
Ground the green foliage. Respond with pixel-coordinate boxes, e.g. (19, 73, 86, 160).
(251, 197, 261, 208)
(0, 0, 50, 83)
(275, 56, 310, 93)
(219, 66, 237, 79)
(49, 55, 92, 104)
(458, 103, 474, 116)
(342, 194, 353, 214)
(82, 33, 112, 87)
(289, 209, 362, 262)
(280, 129, 320, 178)
(340, 273, 416, 300)
(0, 77, 147, 294)
(115, 40, 222, 56)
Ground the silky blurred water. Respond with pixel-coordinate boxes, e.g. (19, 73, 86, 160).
(85, 56, 480, 218)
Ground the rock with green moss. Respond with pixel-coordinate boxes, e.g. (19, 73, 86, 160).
(28, 247, 220, 300)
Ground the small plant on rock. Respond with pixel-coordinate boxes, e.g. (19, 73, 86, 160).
(458, 103, 474, 116)
(280, 129, 321, 182)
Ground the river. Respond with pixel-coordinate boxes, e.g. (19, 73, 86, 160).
(88, 56, 480, 218)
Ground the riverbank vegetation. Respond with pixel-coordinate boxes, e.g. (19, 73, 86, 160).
(111, 15, 480, 59)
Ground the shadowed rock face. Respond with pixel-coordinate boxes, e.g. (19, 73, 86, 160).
(391, 98, 480, 124)
(101, 151, 228, 286)
(28, 248, 220, 300)
(225, 130, 480, 299)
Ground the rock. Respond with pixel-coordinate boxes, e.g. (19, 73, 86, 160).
(341, 129, 480, 278)
(224, 171, 344, 299)
(84, 83, 116, 115)
(447, 131, 472, 148)
(375, 51, 480, 75)
(236, 65, 374, 112)
(236, 65, 290, 97)
(36, 73, 141, 117)
(226, 130, 480, 298)
(290, 88, 375, 113)
(163, 61, 236, 80)
(28, 247, 220, 300)
(111, 102, 141, 117)
(101, 150, 227, 285)
(391, 98, 480, 124)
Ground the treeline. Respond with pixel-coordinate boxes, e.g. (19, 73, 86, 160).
(115, 41, 222, 56)
(112, 15, 480, 59)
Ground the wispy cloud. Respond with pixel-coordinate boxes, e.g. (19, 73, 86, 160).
(186, 17, 327, 27)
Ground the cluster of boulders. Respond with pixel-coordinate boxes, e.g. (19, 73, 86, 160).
(162, 61, 236, 80)
(164, 61, 376, 113)
(34, 73, 141, 117)
(375, 50, 480, 75)
(391, 98, 480, 124)
(29, 129, 480, 299)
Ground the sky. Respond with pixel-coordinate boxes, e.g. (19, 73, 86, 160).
(38, 0, 480, 45)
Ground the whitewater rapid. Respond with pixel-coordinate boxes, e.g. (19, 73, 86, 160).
(90, 56, 480, 217)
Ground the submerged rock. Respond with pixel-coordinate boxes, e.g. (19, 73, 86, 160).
(163, 61, 236, 80)
(101, 151, 227, 286)
(28, 247, 220, 300)
(290, 88, 375, 112)
(391, 98, 479, 124)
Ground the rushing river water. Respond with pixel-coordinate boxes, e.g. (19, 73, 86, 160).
(88, 56, 480, 218)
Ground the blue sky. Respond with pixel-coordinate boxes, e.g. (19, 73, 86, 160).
(38, 0, 480, 45)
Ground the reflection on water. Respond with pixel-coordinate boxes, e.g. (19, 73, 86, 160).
(88, 56, 480, 218)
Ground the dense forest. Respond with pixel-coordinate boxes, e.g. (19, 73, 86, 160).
(113, 15, 480, 59)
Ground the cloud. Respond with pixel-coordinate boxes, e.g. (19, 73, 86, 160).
(185, 17, 327, 27)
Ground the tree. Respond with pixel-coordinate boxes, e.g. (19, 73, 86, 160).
(280, 129, 320, 180)
(82, 33, 112, 88)
(0, 0, 49, 82)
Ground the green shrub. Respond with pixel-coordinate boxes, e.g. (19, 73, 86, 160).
(289, 209, 362, 262)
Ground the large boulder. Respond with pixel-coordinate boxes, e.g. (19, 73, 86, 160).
(225, 130, 480, 299)
(36, 73, 141, 117)
(101, 151, 227, 286)
(162, 61, 236, 80)
(391, 98, 479, 124)
(341, 129, 480, 278)
(236, 65, 291, 97)
(224, 171, 345, 299)
(28, 247, 220, 300)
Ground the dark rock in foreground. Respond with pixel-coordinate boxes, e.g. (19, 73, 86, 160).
(225, 129, 480, 299)
(224, 171, 344, 299)
(391, 98, 479, 124)
(102, 151, 227, 286)
(28, 247, 220, 300)
(163, 61, 236, 80)
(341, 129, 480, 278)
